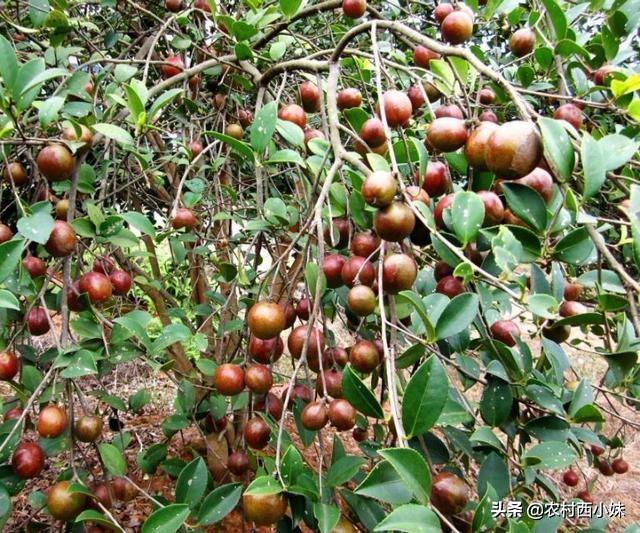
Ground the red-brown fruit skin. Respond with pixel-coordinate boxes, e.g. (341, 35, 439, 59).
(435, 104, 464, 120)
(382, 254, 418, 293)
(374, 202, 416, 242)
(243, 492, 288, 526)
(287, 325, 325, 359)
(485, 120, 543, 179)
(2, 162, 28, 186)
(299, 81, 321, 113)
(36, 144, 75, 182)
(79, 271, 113, 303)
(349, 340, 380, 373)
(426, 118, 468, 152)
(301, 401, 329, 430)
(359, 118, 387, 148)
(378, 90, 413, 128)
(477, 190, 505, 226)
(553, 103, 584, 130)
(316, 369, 343, 398)
(430, 471, 470, 515)
(514, 167, 554, 203)
(323, 254, 346, 288)
(112, 477, 137, 501)
(436, 275, 465, 298)
(0, 351, 19, 380)
(563, 282, 583, 301)
(296, 298, 311, 320)
(489, 320, 521, 347)
(464, 122, 499, 170)
(479, 88, 495, 105)
(254, 392, 284, 420)
(434, 261, 454, 281)
(244, 364, 273, 394)
(247, 301, 286, 340)
(171, 208, 197, 230)
(228, 451, 250, 476)
(12, 441, 45, 478)
(479, 110, 499, 123)
(562, 469, 579, 486)
(434, 3, 454, 23)
(45, 220, 77, 257)
(434, 193, 455, 228)
(214, 364, 245, 396)
(422, 161, 451, 197)
(337, 88, 362, 110)
(244, 416, 271, 449)
(248, 335, 284, 364)
(93, 256, 114, 275)
(509, 28, 535, 57)
(350, 232, 381, 258)
(342, 0, 367, 19)
(341, 255, 376, 287)
(407, 85, 426, 112)
(37, 404, 68, 438)
(324, 217, 351, 248)
(161, 55, 184, 78)
(413, 45, 441, 68)
(441, 11, 474, 45)
(22, 256, 47, 278)
(612, 458, 629, 474)
(328, 399, 357, 430)
(0, 223, 13, 244)
(278, 103, 306, 129)
(27, 307, 51, 336)
(109, 270, 133, 295)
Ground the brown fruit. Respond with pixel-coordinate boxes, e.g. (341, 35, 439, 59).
(436, 275, 465, 298)
(352, 427, 368, 442)
(5, 406, 24, 421)
(249, 335, 284, 364)
(37, 404, 67, 438)
(27, 307, 51, 336)
(79, 271, 112, 303)
(593, 65, 618, 86)
(171, 208, 198, 230)
(347, 285, 377, 316)
(337, 88, 362, 110)
(55, 199, 69, 220)
(503, 208, 526, 226)
(559, 301, 588, 317)
(479, 88, 495, 105)
(74, 415, 103, 442)
(245, 364, 273, 394)
(598, 460, 614, 476)
(422, 161, 451, 197)
(93, 256, 114, 275)
(281, 301, 296, 329)
(225, 123, 244, 139)
(255, 392, 284, 420)
(112, 477, 137, 501)
(325, 346, 349, 367)
(477, 190, 504, 226)
(341, 255, 376, 288)
(244, 416, 271, 449)
(431, 471, 470, 515)
(542, 323, 571, 343)
(359, 117, 386, 148)
(383, 254, 417, 293)
(248, 301, 286, 339)
(426, 118, 468, 152)
(278, 103, 306, 128)
(288, 325, 325, 359)
(67, 281, 87, 312)
(434, 193, 455, 228)
(161, 55, 184, 78)
(37, 144, 75, 182)
(109, 270, 132, 296)
(423, 81, 443, 103)
(290, 384, 314, 405)
(316, 369, 343, 398)
(591, 444, 605, 456)
(45, 220, 77, 257)
(323, 254, 346, 288)
(374, 202, 416, 242)
(238, 109, 253, 128)
(342, 0, 366, 18)
(413, 45, 440, 68)
(299, 81, 321, 113)
(296, 298, 311, 320)
(62, 125, 93, 147)
(435, 104, 464, 119)
(434, 3, 455, 22)
(378, 90, 413, 128)
(361, 171, 397, 207)
(350, 232, 380, 258)
(214, 363, 245, 396)
(2, 162, 28, 186)
(485, 120, 543, 178)
(406, 185, 430, 205)
(554, 103, 584, 130)
(562, 469, 579, 486)
(243, 492, 287, 526)
(407, 85, 426, 112)
(479, 110, 499, 123)
(90, 482, 113, 510)
(564, 282, 583, 301)
(489, 320, 520, 347)
(328, 399, 356, 430)
(0, 223, 12, 243)
(324, 217, 350, 248)
(612, 458, 629, 474)
(47, 480, 86, 521)
(0, 351, 19, 380)
(304, 128, 324, 145)
(510, 28, 535, 57)
(12, 441, 45, 479)
(301, 401, 328, 430)
(515, 167, 554, 203)
(434, 262, 454, 282)
(213, 93, 226, 109)
(441, 11, 474, 44)
(228, 451, 250, 476)
(464, 121, 499, 170)
(349, 340, 380, 373)
(165, 0, 182, 11)
(577, 490, 594, 503)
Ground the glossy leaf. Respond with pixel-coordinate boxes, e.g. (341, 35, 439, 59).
(402, 356, 448, 438)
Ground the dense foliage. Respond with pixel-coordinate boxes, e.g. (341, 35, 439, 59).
(1, 0, 640, 530)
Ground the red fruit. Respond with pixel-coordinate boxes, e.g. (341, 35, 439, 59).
(361, 171, 397, 207)
(564, 282, 583, 301)
(485, 120, 543, 178)
(214, 364, 245, 396)
(288, 325, 325, 359)
(464, 121, 499, 170)
(316, 369, 343, 398)
(435, 104, 464, 119)
(434, 193, 455, 228)
(296, 298, 311, 320)
(337, 88, 362, 110)
(325, 346, 349, 367)
(436, 275, 465, 298)
(255, 392, 284, 420)
(238, 109, 253, 128)
(47, 481, 87, 521)
(359, 117, 387, 148)
(244, 416, 271, 449)
(289, 384, 313, 405)
(324, 217, 350, 248)
(12, 441, 45, 479)
(67, 280, 87, 312)
(353, 427, 368, 442)
(301, 401, 329, 430)
(0, 351, 19, 381)
(249, 335, 284, 364)
(27, 307, 51, 336)
(79, 271, 113, 303)
(4, 406, 24, 422)
(426, 118, 468, 152)
(479, 110, 499, 123)
(422, 161, 451, 197)
(61, 125, 93, 147)
(54, 199, 68, 220)
(248, 301, 286, 340)
(407, 85, 426, 112)
(515, 167, 554, 203)
(598, 460, 614, 476)
(280, 301, 296, 329)
(204, 414, 227, 433)
(90, 482, 113, 510)
(342, 0, 366, 18)
(189, 140, 203, 157)
(349, 340, 380, 373)
(477, 190, 504, 226)
(562, 469, 579, 487)
(441, 11, 474, 45)
(36, 144, 75, 182)
(37, 404, 68, 438)
(406, 185, 430, 205)
(328, 399, 356, 430)
(382, 254, 417, 293)
(341, 255, 376, 288)
(510, 28, 535, 57)
(554, 103, 584, 130)
(244, 364, 273, 394)
(0, 223, 12, 244)
(479, 87, 495, 105)
(431, 471, 470, 515)
(243, 493, 288, 526)
(228, 451, 250, 476)
(171, 208, 197, 230)
(434, 3, 454, 22)
(347, 285, 377, 316)
(323, 254, 346, 288)
(350, 232, 380, 259)
(559, 301, 588, 317)
(374, 202, 416, 242)
(490, 320, 521, 347)
(299, 81, 321, 113)
(109, 270, 132, 296)
(304, 128, 324, 145)
(591, 444, 605, 456)
(161, 55, 184, 78)
(111, 477, 137, 502)
(593, 65, 618, 86)
(278, 103, 306, 129)
(165, 0, 182, 11)
(93, 256, 114, 275)
(413, 45, 440, 68)
(503, 209, 526, 226)
(74, 415, 103, 442)
(378, 90, 413, 128)
(194, 0, 211, 11)
(45, 220, 77, 257)
(434, 261, 454, 281)
(577, 490, 594, 503)
(612, 458, 629, 474)
(2, 162, 28, 186)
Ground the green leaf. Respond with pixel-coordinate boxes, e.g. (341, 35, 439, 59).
(60, 349, 98, 378)
(148, 88, 183, 120)
(598, 134, 639, 171)
(39, 95, 65, 128)
(74, 509, 118, 528)
(314, 503, 340, 533)
(396, 291, 435, 341)
(581, 134, 605, 199)
(197, 483, 242, 526)
(206, 131, 254, 162)
(17, 211, 55, 244)
(175, 457, 208, 507)
(526, 293, 559, 319)
(378, 448, 431, 505)
(266, 149, 304, 165)
(478, 452, 510, 498)
(435, 293, 479, 340)
(0, 239, 25, 283)
(93, 123, 133, 145)
(0, 35, 18, 93)
(251, 101, 278, 153)
(553, 227, 595, 265)
(326, 456, 366, 487)
(355, 460, 413, 504)
(540, 0, 567, 38)
(141, 504, 190, 533)
(19, 68, 69, 96)
(480, 377, 513, 426)
(121, 211, 156, 237)
(373, 504, 440, 533)
(451, 191, 485, 245)
(501, 182, 547, 232)
(0, 290, 20, 311)
(280, 0, 302, 17)
(98, 443, 127, 476)
(244, 475, 283, 495)
(402, 356, 448, 438)
(522, 441, 576, 469)
(538, 117, 574, 182)
(342, 364, 384, 418)
(276, 119, 305, 147)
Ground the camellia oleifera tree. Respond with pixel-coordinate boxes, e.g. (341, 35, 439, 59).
(1, 0, 640, 530)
